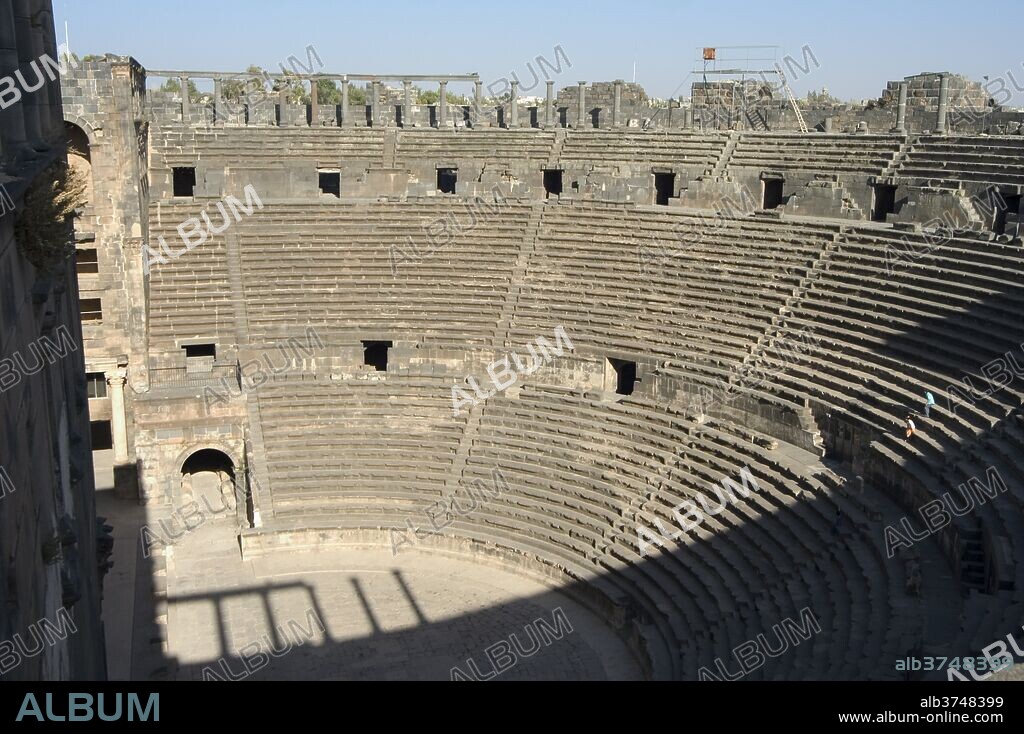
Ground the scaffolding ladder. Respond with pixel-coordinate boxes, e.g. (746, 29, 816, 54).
(775, 64, 809, 133)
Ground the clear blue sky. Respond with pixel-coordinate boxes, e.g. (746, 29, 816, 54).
(53, 0, 1022, 103)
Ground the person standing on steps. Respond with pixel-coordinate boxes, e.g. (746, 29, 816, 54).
(905, 415, 916, 441)
(924, 390, 936, 419)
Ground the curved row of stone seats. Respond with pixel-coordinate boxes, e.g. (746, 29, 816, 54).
(147, 201, 235, 350)
(508, 202, 832, 365)
(896, 135, 1024, 188)
(395, 129, 557, 165)
(647, 366, 929, 675)
(809, 227, 1023, 429)
(727, 132, 903, 175)
(752, 225, 1024, 602)
(151, 126, 387, 167)
(950, 405, 1024, 604)
(254, 375, 467, 524)
(630, 216, 1021, 658)
(232, 200, 534, 348)
(975, 407, 1024, 505)
(446, 385, 907, 679)
(558, 130, 728, 169)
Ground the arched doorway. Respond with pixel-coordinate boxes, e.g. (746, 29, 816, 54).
(180, 448, 241, 523)
(64, 121, 93, 203)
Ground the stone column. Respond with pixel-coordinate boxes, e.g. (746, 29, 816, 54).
(437, 80, 447, 128)
(107, 370, 129, 463)
(371, 79, 380, 127)
(576, 81, 587, 128)
(544, 80, 554, 129)
(340, 78, 350, 127)
(0, 0, 27, 154)
(278, 84, 288, 126)
(613, 79, 623, 127)
(895, 81, 908, 132)
(180, 75, 190, 122)
(936, 73, 949, 134)
(509, 80, 519, 128)
(473, 79, 483, 127)
(309, 78, 318, 126)
(403, 80, 412, 127)
(683, 103, 693, 130)
(824, 116, 833, 133)
(213, 77, 223, 124)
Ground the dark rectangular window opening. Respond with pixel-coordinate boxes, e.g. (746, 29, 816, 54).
(871, 184, 897, 222)
(608, 358, 637, 396)
(543, 169, 563, 198)
(184, 343, 217, 360)
(86, 372, 107, 399)
(318, 170, 341, 198)
(362, 340, 392, 372)
(172, 167, 197, 197)
(654, 172, 676, 206)
(994, 193, 1022, 235)
(762, 178, 785, 210)
(76, 248, 98, 274)
(90, 420, 112, 451)
(81, 297, 102, 322)
(437, 168, 458, 194)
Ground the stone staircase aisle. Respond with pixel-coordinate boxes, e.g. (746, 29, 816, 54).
(383, 128, 398, 168)
(547, 128, 567, 169)
(224, 231, 251, 346)
(728, 228, 839, 394)
(711, 130, 740, 177)
(494, 201, 545, 349)
(881, 136, 912, 179)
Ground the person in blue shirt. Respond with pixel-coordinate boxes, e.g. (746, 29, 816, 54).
(924, 391, 936, 418)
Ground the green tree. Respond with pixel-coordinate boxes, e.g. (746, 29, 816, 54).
(416, 87, 468, 106)
(223, 65, 268, 102)
(272, 73, 308, 104)
(348, 85, 367, 106)
(159, 77, 201, 103)
(315, 79, 342, 105)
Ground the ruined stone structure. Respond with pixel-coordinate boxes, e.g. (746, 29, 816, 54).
(882, 72, 989, 113)
(0, 0, 107, 681)
(50, 53, 1024, 681)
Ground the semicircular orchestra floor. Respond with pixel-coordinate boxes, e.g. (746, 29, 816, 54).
(163, 496, 642, 681)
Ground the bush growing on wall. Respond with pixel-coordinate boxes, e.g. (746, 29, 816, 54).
(15, 162, 86, 274)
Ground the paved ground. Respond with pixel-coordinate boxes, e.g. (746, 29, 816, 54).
(93, 449, 144, 681)
(96, 464, 642, 681)
(164, 481, 642, 681)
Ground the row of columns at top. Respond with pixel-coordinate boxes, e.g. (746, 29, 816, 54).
(0, 0, 64, 160)
(179, 75, 632, 129)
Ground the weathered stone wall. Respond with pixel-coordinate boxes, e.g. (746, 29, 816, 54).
(132, 390, 246, 506)
(690, 79, 776, 108)
(61, 58, 150, 495)
(0, 0, 108, 682)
